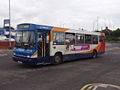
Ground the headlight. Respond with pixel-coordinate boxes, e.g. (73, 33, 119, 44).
(27, 56, 30, 58)
(13, 53, 16, 55)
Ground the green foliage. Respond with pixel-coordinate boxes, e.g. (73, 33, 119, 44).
(111, 28, 120, 37)
(101, 30, 110, 36)
(107, 36, 120, 41)
(101, 28, 120, 41)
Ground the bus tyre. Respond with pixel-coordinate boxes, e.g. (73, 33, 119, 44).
(54, 53, 62, 64)
(92, 50, 97, 59)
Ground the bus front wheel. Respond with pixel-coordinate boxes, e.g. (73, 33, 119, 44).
(54, 53, 63, 64)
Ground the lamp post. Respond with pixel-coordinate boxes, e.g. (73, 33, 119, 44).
(93, 21, 95, 31)
(97, 16, 99, 31)
(9, 0, 11, 48)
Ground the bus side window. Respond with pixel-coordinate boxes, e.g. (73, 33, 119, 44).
(53, 31, 64, 45)
(85, 35, 92, 44)
(92, 35, 98, 44)
(76, 34, 84, 44)
(65, 33, 75, 45)
(99, 36, 105, 42)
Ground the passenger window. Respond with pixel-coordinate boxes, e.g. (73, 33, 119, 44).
(53, 31, 64, 45)
(85, 35, 92, 44)
(65, 33, 75, 45)
(99, 36, 105, 42)
(92, 35, 98, 44)
(76, 34, 85, 44)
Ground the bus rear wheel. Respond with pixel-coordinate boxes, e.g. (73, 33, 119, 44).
(92, 50, 97, 58)
(54, 53, 63, 64)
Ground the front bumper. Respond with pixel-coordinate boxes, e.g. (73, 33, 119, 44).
(13, 55, 40, 65)
(12, 55, 53, 66)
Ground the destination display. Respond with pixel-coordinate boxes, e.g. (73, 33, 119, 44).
(18, 24, 30, 29)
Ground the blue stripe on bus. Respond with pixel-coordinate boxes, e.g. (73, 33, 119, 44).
(13, 48, 37, 57)
(63, 52, 105, 61)
(63, 53, 92, 61)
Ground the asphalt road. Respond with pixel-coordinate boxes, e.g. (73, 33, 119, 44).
(0, 43, 120, 90)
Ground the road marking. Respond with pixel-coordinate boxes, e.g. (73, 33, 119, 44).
(0, 54, 7, 57)
(0, 50, 9, 57)
(80, 83, 120, 90)
(106, 47, 120, 51)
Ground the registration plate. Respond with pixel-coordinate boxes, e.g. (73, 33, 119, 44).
(17, 61, 23, 64)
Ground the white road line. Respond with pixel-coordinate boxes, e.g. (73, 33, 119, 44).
(106, 47, 120, 51)
(0, 54, 7, 57)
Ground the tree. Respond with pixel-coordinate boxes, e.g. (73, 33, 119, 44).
(111, 28, 120, 37)
(101, 27, 112, 36)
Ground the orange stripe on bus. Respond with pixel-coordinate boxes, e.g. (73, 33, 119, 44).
(32, 51, 38, 57)
(50, 27, 69, 42)
(52, 27, 69, 32)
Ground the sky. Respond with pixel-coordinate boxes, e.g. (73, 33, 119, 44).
(0, 0, 120, 31)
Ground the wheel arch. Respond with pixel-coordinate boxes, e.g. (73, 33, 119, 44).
(53, 51, 63, 64)
(54, 51, 63, 56)
(93, 49, 97, 53)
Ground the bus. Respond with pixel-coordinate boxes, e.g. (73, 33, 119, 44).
(13, 23, 105, 65)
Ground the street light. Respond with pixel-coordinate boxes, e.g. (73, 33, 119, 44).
(9, 0, 11, 48)
(97, 16, 99, 31)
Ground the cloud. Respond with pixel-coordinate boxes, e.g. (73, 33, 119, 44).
(0, 0, 120, 30)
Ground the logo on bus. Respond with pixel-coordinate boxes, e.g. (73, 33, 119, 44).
(70, 45, 90, 51)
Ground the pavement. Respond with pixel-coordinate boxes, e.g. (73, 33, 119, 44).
(0, 43, 120, 90)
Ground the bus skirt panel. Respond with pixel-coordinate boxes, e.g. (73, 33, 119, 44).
(63, 51, 105, 61)
(63, 53, 92, 61)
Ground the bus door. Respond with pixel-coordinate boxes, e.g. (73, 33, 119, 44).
(38, 31, 50, 58)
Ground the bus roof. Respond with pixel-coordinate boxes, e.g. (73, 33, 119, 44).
(17, 23, 54, 31)
(17, 23, 103, 36)
(66, 29, 101, 35)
